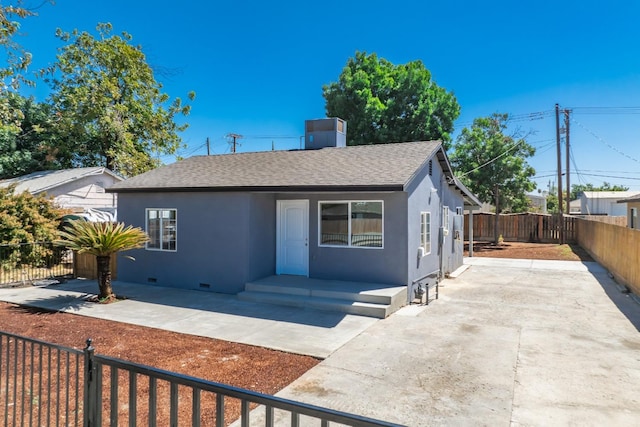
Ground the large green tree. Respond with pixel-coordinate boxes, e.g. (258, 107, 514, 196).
(1, 2, 43, 136)
(323, 51, 460, 147)
(450, 113, 536, 243)
(41, 23, 195, 177)
(0, 92, 63, 178)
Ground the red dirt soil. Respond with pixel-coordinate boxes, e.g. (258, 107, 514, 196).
(465, 241, 593, 261)
(0, 303, 318, 425)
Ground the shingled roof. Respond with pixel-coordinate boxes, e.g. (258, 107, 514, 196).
(109, 141, 444, 193)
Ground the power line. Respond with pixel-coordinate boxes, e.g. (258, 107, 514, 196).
(242, 135, 300, 139)
(457, 138, 528, 178)
(568, 106, 640, 115)
(570, 173, 640, 181)
(570, 117, 640, 163)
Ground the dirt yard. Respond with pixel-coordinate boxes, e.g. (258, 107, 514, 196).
(0, 303, 318, 424)
(465, 241, 593, 261)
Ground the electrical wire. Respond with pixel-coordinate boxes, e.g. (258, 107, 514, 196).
(568, 106, 640, 115)
(457, 138, 528, 178)
(570, 117, 640, 164)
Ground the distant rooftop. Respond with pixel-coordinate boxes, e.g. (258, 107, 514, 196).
(0, 167, 121, 194)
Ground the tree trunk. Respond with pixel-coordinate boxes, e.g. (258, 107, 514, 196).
(494, 184, 500, 245)
(96, 255, 113, 299)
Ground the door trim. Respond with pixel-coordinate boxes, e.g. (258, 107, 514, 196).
(276, 199, 309, 276)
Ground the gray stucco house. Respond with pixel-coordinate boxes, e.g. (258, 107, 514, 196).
(108, 118, 480, 314)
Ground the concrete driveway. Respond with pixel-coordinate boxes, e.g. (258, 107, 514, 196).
(269, 258, 640, 426)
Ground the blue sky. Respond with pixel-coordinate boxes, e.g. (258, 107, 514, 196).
(16, 0, 640, 191)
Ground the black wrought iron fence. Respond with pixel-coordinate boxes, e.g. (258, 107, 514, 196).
(0, 331, 403, 427)
(0, 331, 85, 426)
(0, 242, 74, 286)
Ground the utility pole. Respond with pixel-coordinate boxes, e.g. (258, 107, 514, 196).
(564, 109, 571, 215)
(206, 137, 210, 156)
(226, 133, 243, 153)
(555, 104, 564, 244)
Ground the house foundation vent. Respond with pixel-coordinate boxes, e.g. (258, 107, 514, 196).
(199, 283, 211, 289)
(147, 277, 157, 283)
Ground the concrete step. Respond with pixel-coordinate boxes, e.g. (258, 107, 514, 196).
(237, 291, 391, 319)
(244, 280, 405, 306)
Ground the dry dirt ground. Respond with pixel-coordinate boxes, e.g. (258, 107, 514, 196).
(0, 242, 592, 423)
(465, 241, 594, 261)
(0, 303, 318, 424)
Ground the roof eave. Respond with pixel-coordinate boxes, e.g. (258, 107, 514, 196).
(107, 184, 405, 194)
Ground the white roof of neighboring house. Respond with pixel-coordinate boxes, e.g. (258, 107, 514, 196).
(581, 191, 638, 200)
(617, 192, 640, 203)
(527, 193, 546, 201)
(0, 167, 122, 195)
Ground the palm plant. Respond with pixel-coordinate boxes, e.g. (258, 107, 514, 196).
(58, 220, 148, 300)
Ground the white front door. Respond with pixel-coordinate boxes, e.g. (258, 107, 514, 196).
(276, 200, 309, 276)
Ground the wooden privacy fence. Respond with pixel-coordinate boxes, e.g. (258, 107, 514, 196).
(74, 252, 117, 280)
(576, 218, 640, 295)
(464, 212, 577, 243)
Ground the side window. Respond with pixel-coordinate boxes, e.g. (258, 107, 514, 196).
(146, 209, 177, 251)
(443, 206, 450, 232)
(420, 212, 431, 255)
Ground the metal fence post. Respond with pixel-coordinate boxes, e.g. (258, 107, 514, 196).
(83, 339, 97, 427)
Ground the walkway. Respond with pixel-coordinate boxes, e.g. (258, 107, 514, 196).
(0, 279, 377, 359)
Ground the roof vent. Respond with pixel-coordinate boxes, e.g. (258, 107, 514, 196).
(304, 118, 346, 149)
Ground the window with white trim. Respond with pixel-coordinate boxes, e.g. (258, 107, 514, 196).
(443, 206, 450, 232)
(319, 201, 383, 248)
(420, 212, 431, 255)
(456, 206, 463, 216)
(146, 208, 177, 251)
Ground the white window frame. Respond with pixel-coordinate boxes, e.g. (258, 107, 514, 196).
(420, 212, 431, 256)
(145, 208, 177, 252)
(442, 206, 450, 233)
(456, 206, 463, 216)
(318, 200, 384, 249)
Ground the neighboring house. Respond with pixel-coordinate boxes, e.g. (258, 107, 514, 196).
(580, 191, 637, 216)
(109, 118, 481, 307)
(527, 192, 547, 213)
(0, 167, 122, 217)
(618, 193, 640, 229)
(569, 199, 581, 214)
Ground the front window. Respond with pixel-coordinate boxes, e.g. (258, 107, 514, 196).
(319, 201, 383, 248)
(146, 209, 177, 251)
